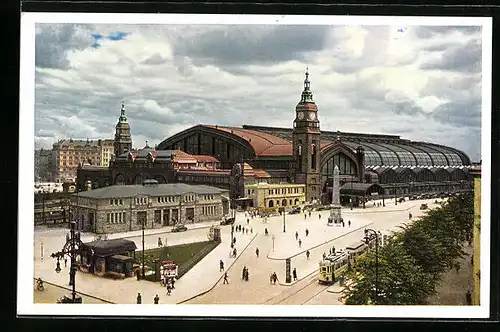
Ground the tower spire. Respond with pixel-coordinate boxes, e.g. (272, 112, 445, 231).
(300, 68, 314, 103)
(119, 101, 127, 123)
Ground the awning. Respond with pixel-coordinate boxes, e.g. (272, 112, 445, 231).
(340, 182, 385, 196)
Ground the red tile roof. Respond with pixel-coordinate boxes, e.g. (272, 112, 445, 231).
(204, 125, 292, 157)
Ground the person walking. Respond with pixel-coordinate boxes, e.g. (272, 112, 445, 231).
(166, 283, 172, 295)
(270, 273, 273, 284)
(319, 214, 321, 220)
(273, 272, 278, 284)
(223, 272, 229, 284)
(242, 266, 247, 280)
(220, 260, 224, 271)
(247, 218, 249, 224)
(298, 239, 302, 248)
(171, 278, 175, 289)
(348, 220, 351, 227)
(233, 248, 237, 257)
(158, 237, 163, 247)
(304, 213, 307, 219)
(306, 250, 310, 260)
(136, 269, 141, 281)
(309, 211, 311, 217)
(255, 247, 259, 258)
(154, 294, 159, 304)
(250, 228, 253, 234)
(305, 228, 309, 237)
(295, 231, 299, 240)
(64, 258, 67, 268)
(292, 268, 297, 281)
(136, 293, 142, 304)
(342, 221, 345, 227)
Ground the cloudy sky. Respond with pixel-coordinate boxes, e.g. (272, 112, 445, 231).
(33, 21, 484, 161)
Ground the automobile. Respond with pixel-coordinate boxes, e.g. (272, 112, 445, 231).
(398, 197, 406, 203)
(288, 207, 302, 214)
(171, 224, 187, 232)
(220, 216, 235, 225)
(420, 204, 428, 210)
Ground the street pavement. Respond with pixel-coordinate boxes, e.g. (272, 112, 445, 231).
(33, 198, 441, 305)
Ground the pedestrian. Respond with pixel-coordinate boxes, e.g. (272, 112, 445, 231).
(348, 220, 351, 227)
(265, 228, 268, 235)
(309, 211, 311, 217)
(220, 260, 224, 271)
(246, 228, 249, 234)
(245, 268, 249, 281)
(466, 290, 472, 305)
(158, 237, 163, 247)
(171, 278, 175, 289)
(137, 293, 142, 304)
(64, 258, 67, 268)
(233, 248, 237, 257)
(298, 239, 302, 248)
(247, 218, 249, 224)
(242, 266, 247, 280)
(295, 231, 298, 240)
(255, 247, 259, 258)
(167, 283, 172, 295)
(136, 269, 141, 281)
(332, 246, 336, 254)
(306, 250, 310, 260)
(293, 268, 297, 281)
(304, 213, 307, 219)
(233, 237, 237, 245)
(250, 228, 253, 234)
(408, 212, 412, 220)
(319, 214, 321, 220)
(273, 272, 278, 284)
(342, 221, 345, 227)
(154, 294, 159, 304)
(270, 273, 273, 284)
(223, 272, 229, 284)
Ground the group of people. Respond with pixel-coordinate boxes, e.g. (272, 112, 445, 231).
(161, 276, 176, 295)
(295, 228, 309, 248)
(269, 272, 279, 284)
(157, 237, 168, 247)
(304, 210, 312, 219)
(233, 224, 253, 234)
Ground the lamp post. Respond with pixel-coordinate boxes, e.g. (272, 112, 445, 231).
(50, 220, 82, 303)
(282, 207, 286, 233)
(393, 183, 397, 206)
(364, 228, 379, 304)
(272, 234, 275, 252)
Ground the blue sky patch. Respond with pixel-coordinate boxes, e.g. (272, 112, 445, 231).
(107, 32, 129, 41)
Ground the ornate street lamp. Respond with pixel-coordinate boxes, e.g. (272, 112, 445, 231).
(50, 220, 83, 303)
(364, 228, 379, 305)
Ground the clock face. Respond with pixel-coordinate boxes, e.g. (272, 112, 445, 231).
(308, 112, 316, 120)
(297, 112, 304, 120)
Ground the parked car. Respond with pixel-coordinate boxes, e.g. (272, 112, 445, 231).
(420, 204, 428, 210)
(171, 224, 187, 232)
(220, 216, 235, 225)
(398, 197, 406, 203)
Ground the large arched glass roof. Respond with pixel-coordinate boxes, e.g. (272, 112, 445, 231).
(336, 139, 470, 167)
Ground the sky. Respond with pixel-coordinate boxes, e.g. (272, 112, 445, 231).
(34, 22, 484, 161)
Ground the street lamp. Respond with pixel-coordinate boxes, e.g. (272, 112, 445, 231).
(364, 228, 379, 304)
(282, 207, 286, 232)
(393, 183, 397, 206)
(50, 220, 82, 303)
(272, 235, 275, 252)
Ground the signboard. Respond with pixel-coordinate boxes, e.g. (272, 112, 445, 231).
(285, 258, 291, 283)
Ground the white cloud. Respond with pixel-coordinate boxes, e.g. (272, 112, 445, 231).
(33, 22, 485, 161)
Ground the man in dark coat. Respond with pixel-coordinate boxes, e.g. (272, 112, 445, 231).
(154, 294, 159, 304)
(292, 268, 297, 281)
(137, 293, 142, 304)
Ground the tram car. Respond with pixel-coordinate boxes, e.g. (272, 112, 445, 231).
(318, 232, 384, 285)
(318, 251, 348, 285)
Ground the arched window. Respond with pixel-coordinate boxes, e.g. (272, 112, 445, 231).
(416, 169, 434, 182)
(114, 174, 127, 185)
(282, 199, 287, 206)
(268, 200, 274, 208)
(294, 198, 299, 205)
(321, 152, 358, 177)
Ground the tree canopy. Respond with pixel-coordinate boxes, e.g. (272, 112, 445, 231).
(342, 193, 474, 305)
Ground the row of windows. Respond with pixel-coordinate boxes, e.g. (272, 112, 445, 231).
(184, 195, 195, 203)
(267, 198, 301, 208)
(267, 187, 303, 195)
(136, 197, 149, 205)
(178, 175, 230, 184)
(363, 149, 463, 167)
(202, 205, 217, 216)
(202, 194, 216, 201)
(157, 196, 177, 204)
(110, 199, 124, 206)
(107, 212, 126, 224)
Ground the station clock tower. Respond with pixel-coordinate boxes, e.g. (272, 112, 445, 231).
(114, 102, 133, 158)
(292, 69, 321, 203)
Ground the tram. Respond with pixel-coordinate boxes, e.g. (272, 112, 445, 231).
(318, 231, 383, 285)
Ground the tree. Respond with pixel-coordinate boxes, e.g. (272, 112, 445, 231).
(342, 193, 474, 305)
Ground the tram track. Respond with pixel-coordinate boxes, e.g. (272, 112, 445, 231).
(262, 272, 330, 305)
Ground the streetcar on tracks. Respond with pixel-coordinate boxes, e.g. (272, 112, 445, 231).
(318, 231, 383, 285)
